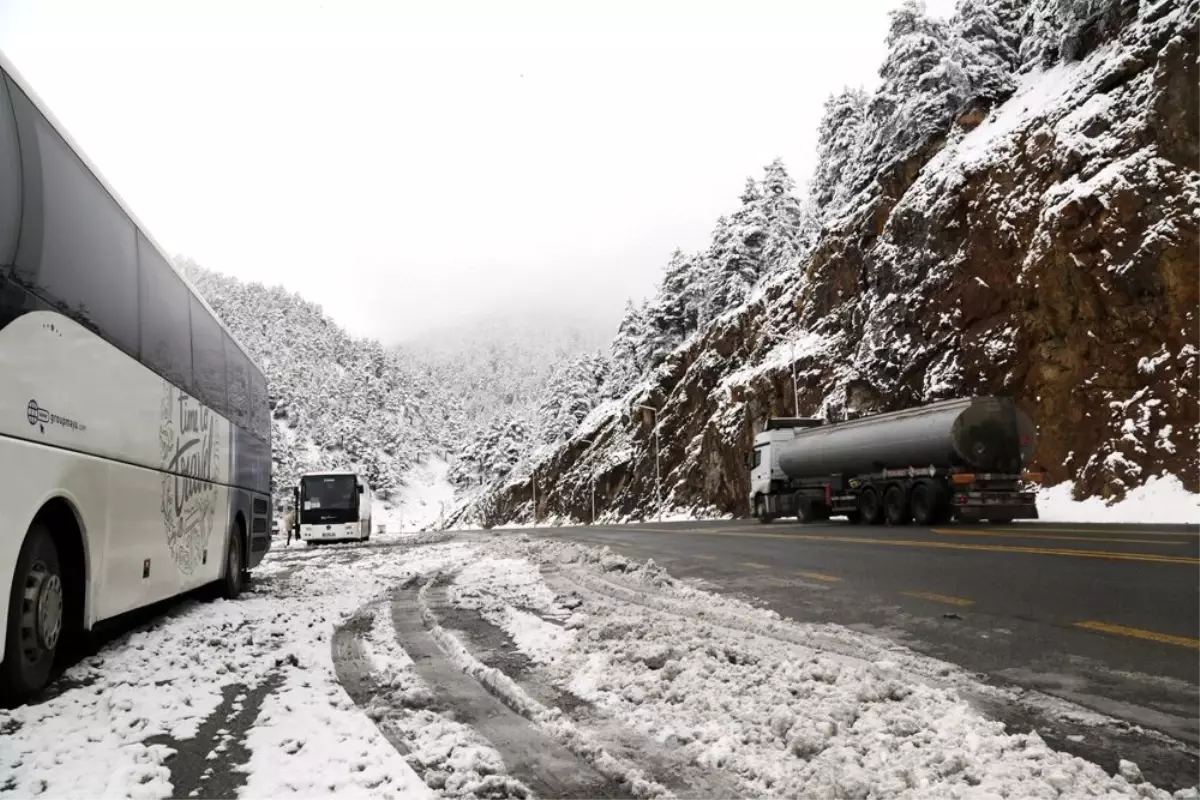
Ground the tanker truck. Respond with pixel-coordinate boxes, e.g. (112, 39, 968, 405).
(748, 396, 1040, 526)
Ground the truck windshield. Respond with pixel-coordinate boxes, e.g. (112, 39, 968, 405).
(301, 475, 357, 511)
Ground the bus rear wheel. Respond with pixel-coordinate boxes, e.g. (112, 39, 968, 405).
(2, 524, 64, 705)
(220, 529, 244, 600)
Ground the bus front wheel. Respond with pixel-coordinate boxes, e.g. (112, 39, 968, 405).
(1, 524, 64, 705)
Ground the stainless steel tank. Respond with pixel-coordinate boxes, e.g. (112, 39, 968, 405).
(776, 396, 1036, 478)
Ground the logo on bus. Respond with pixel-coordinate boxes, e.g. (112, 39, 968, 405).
(159, 385, 223, 575)
(26, 399, 85, 433)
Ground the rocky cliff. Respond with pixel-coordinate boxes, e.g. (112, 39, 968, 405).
(459, 0, 1198, 526)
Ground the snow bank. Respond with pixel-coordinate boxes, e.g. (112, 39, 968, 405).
(458, 539, 1196, 800)
(1037, 474, 1199, 525)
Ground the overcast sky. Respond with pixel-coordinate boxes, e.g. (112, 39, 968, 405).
(0, 0, 956, 344)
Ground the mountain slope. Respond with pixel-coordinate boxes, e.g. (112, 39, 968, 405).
(181, 261, 450, 500)
(454, 0, 1198, 527)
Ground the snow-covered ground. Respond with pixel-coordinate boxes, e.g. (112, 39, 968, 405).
(0, 543, 471, 799)
(3, 533, 1195, 799)
(1036, 475, 1199, 525)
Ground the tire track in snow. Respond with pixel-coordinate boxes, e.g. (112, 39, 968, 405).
(388, 579, 628, 799)
(145, 671, 285, 799)
(429, 581, 745, 799)
(332, 602, 534, 799)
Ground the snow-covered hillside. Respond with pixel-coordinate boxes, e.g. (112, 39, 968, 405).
(182, 261, 451, 501)
(453, 0, 1199, 527)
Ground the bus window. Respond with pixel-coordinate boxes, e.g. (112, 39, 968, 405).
(8, 76, 140, 359)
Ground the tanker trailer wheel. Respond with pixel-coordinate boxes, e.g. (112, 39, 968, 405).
(883, 485, 911, 526)
(858, 487, 884, 526)
(797, 495, 817, 524)
(911, 483, 937, 526)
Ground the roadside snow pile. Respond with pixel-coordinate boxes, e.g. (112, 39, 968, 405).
(1037, 475, 1199, 525)
(452, 539, 1197, 800)
(0, 542, 476, 800)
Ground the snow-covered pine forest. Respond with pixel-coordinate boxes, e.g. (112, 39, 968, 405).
(182, 262, 611, 509)
(181, 261, 451, 499)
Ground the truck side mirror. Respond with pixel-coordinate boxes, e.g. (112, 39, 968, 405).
(357, 484, 364, 495)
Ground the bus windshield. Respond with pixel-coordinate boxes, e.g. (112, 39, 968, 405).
(301, 475, 357, 511)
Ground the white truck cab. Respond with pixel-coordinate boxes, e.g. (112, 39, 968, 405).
(748, 418, 825, 519)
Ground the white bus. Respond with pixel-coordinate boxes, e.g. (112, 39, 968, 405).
(292, 472, 373, 544)
(0, 52, 273, 704)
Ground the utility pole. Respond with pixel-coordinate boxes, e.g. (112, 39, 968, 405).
(580, 437, 597, 525)
(791, 340, 800, 417)
(632, 403, 662, 521)
(531, 467, 537, 524)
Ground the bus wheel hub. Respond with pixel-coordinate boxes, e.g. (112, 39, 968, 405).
(23, 564, 63, 653)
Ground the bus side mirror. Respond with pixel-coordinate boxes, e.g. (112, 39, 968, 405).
(357, 484, 364, 494)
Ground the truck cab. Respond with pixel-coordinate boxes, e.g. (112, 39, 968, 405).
(749, 418, 825, 516)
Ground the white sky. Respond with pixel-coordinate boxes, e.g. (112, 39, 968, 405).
(0, 0, 956, 344)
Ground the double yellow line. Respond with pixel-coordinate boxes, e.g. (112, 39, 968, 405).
(933, 527, 1194, 546)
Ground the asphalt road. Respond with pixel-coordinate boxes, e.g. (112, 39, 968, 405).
(512, 516, 1200, 787)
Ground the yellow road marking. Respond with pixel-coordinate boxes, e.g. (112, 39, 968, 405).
(967, 526, 1199, 537)
(1073, 621, 1200, 649)
(628, 527, 1199, 565)
(932, 528, 1190, 546)
(800, 571, 842, 583)
(693, 554, 717, 561)
(741, 561, 771, 569)
(903, 590, 975, 606)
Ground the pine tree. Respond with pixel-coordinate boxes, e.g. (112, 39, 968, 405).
(950, 0, 1021, 106)
(607, 300, 650, 396)
(699, 181, 768, 326)
(847, 0, 972, 192)
(641, 249, 702, 371)
(811, 88, 870, 218)
(760, 159, 805, 270)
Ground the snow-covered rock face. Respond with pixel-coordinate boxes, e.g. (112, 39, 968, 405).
(797, 0, 1198, 502)
(466, 0, 1197, 525)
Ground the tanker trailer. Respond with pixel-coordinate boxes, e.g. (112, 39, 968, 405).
(748, 396, 1041, 526)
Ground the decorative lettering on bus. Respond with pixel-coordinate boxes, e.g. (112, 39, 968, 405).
(158, 385, 224, 575)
